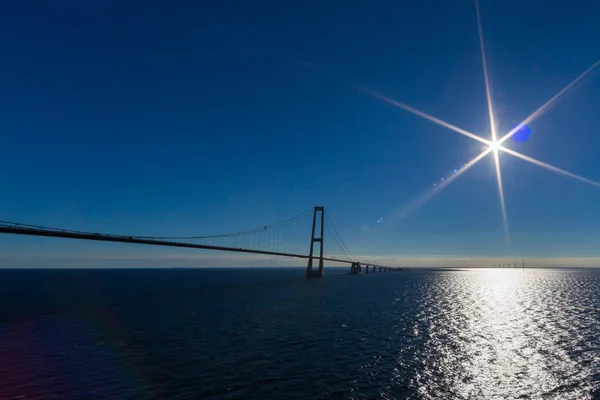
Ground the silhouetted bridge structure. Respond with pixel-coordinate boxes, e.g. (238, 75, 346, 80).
(0, 207, 405, 278)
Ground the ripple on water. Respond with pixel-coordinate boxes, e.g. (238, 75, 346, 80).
(1, 268, 600, 399)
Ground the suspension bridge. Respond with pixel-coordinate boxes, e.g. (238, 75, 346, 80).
(0, 206, 405, 278)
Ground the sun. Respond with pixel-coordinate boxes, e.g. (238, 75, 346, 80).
(300, 0, 600, 251)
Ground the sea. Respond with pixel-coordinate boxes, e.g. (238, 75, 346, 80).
(1, 267, 600, 399)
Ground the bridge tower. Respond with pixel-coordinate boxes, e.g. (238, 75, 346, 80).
(306, 206, 325, 278)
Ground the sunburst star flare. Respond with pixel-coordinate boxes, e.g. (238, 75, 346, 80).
(299, 2, 600, 252)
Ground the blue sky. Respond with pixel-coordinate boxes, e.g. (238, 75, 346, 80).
(1, 1, 599, 267)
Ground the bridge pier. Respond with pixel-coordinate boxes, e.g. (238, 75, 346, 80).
(306, 206, 325, 278)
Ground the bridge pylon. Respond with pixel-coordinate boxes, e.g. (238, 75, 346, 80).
(306, 206, 325, 278)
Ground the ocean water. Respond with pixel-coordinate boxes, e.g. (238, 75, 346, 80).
(1, 267, 600, 399)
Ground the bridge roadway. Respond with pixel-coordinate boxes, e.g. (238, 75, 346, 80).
(0, 224, 400, 271)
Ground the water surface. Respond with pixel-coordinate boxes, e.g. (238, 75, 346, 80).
(1, 267, 599, 399)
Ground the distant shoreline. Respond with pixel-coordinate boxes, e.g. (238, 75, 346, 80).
(421, 268, 465, 272)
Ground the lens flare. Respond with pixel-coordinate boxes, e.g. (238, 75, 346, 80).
(499, 146, 600, 188)
(298, 5, 599, 252)
(477, 0, 510, 247)
(391, 149, 492, 221)
(296, 59, 491, 146)
(493, 151, 510, 247)
(476, 0, 498, 144)
(512, 125, 532, 143)
(498, 59, 600, 145)
(357, 86, 491, 146)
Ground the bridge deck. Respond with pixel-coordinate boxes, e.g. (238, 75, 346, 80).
(0, 225, 357, 265)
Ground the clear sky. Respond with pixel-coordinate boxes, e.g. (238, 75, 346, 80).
(1, 1, 599, 267)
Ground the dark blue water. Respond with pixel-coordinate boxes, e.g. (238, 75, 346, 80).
(1, 267, 600, 399)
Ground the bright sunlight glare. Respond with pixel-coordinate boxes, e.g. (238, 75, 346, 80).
(299, 1, 600, 248)
(388, 1, 600, 239)
(498, 59, 600, 145)
(391, 148, 492, 221)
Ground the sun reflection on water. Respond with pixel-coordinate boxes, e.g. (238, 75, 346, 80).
(404, 269, 600, 399)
